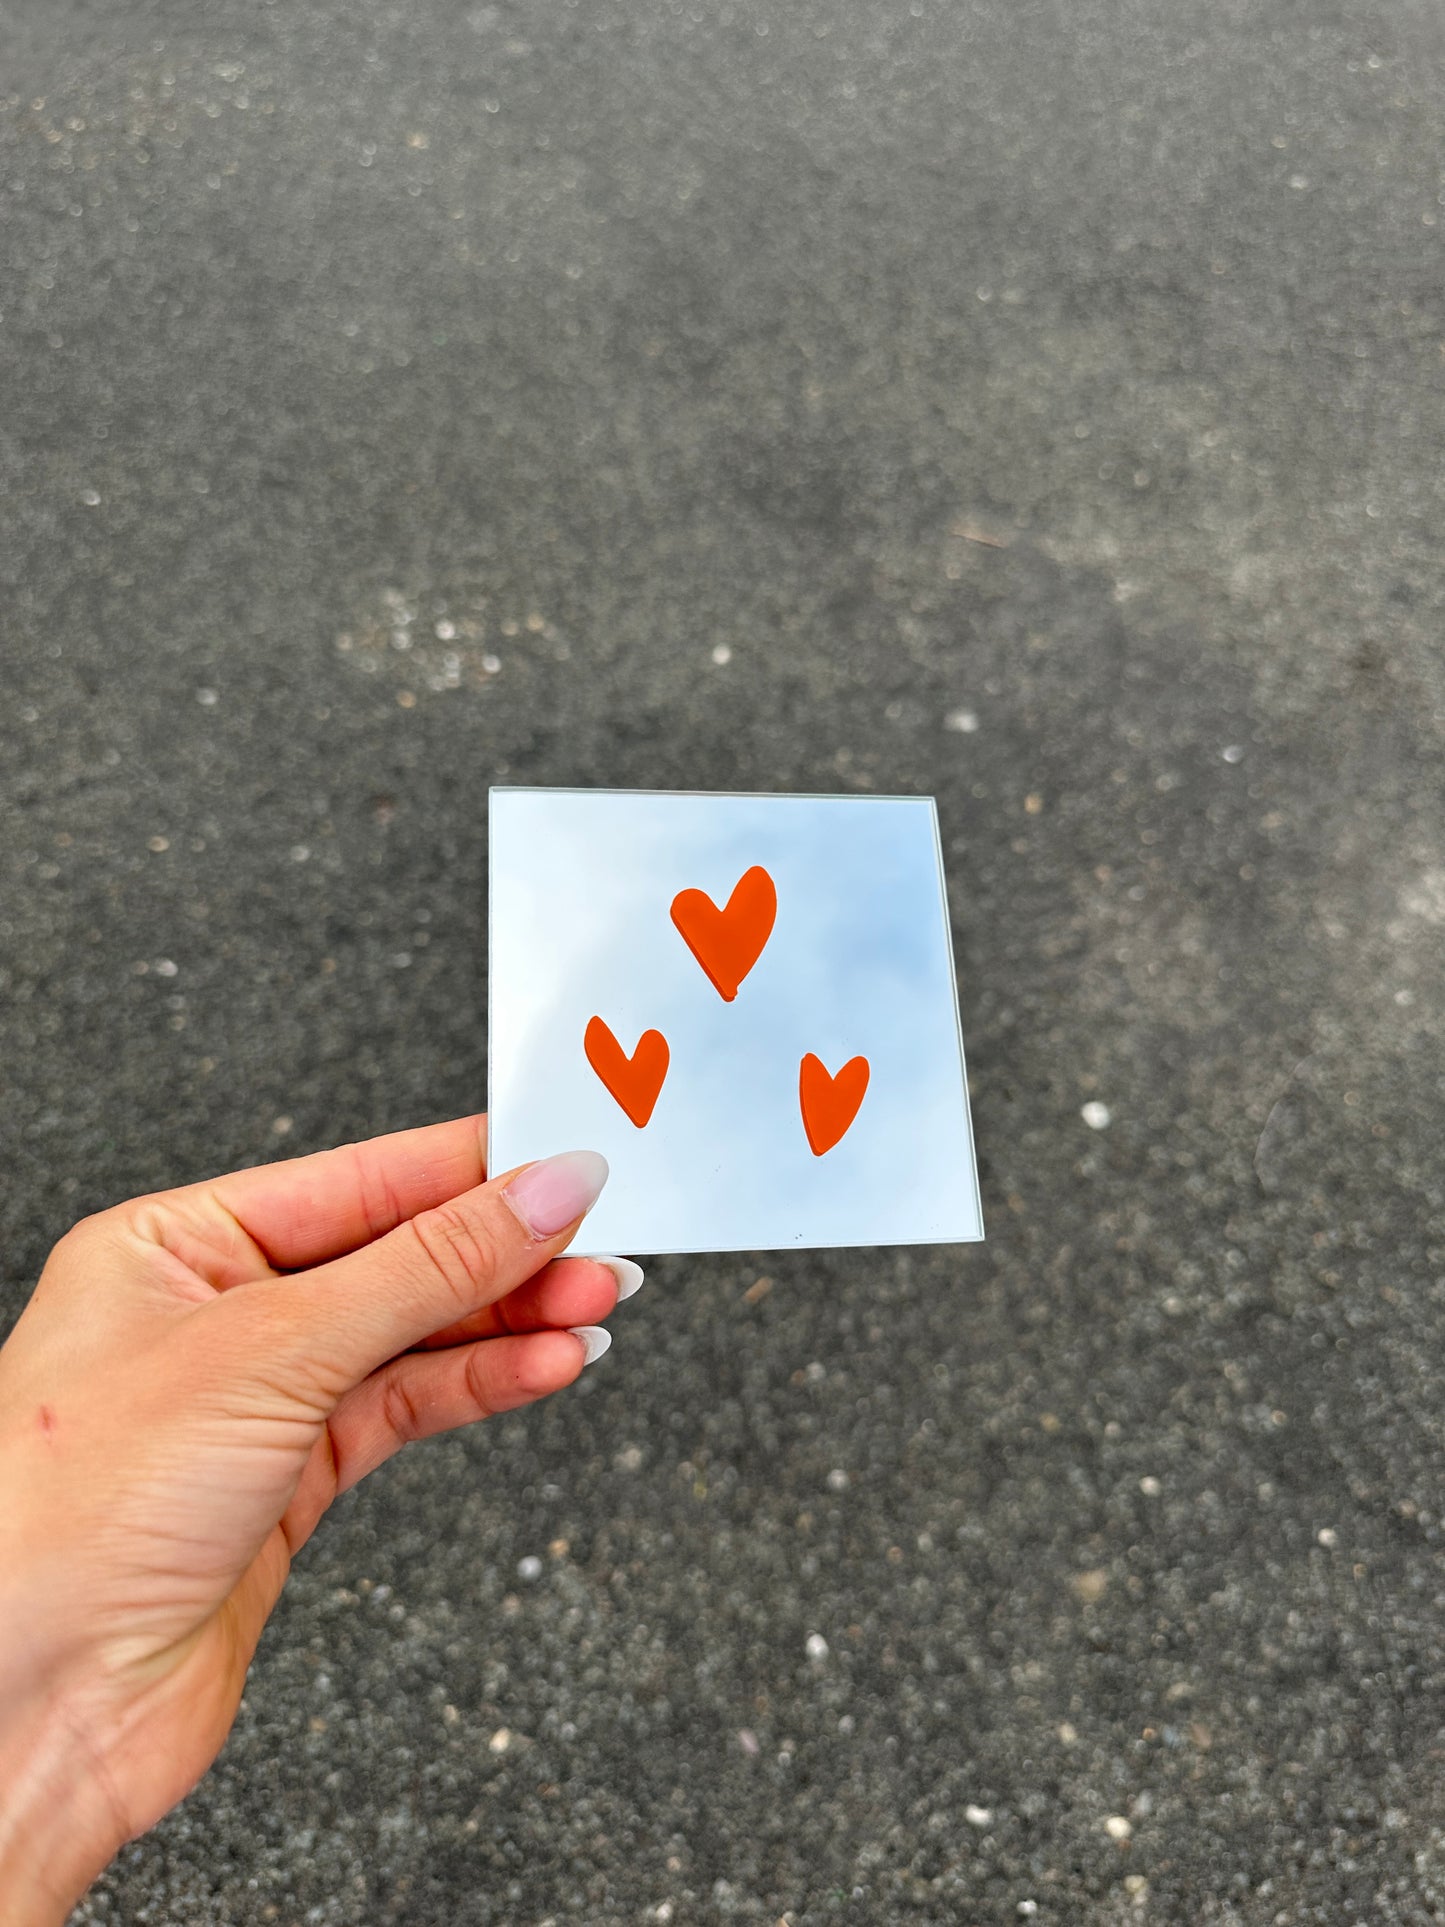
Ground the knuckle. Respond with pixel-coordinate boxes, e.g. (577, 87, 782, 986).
(347, 1140, 408, 1244)
(36, 1208, 127, 1300)
(406, 1199, 503, 1313)
(55, 1204, 123, 1255)
(378, 1368, 428, 1446)
(461, 1345, 502, 1420)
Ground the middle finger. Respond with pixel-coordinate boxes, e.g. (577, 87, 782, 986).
(412, 1255, 641, 1349)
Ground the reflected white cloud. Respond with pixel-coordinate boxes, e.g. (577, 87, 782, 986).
(488, 788, 983, 1257)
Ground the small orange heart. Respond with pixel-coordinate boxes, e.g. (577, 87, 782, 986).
(585, 1016, 670, 1128)
(670, 864, 777, 1002)
(799, 1052, 870, 1157)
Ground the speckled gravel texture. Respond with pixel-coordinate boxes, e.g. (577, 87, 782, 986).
(4, 2, 1445, 1922)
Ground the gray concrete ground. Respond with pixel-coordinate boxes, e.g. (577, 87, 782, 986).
(4, 1, 1445, 1920)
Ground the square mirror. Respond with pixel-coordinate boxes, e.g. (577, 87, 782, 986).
(487, 787, 983, 1257)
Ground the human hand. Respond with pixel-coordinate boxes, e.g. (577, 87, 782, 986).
(0, 1118, 635, 1925)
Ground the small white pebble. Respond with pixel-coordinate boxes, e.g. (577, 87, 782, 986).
(435, 619, 456, 639)
(1317, 1527, 1337, 1548)
(488, 1727, 511, 1753)
(1139, 1476, 1161, 1497)
(965, 1804, 993, 1827)
(711, 643, 732, 665)
(945, 708, 979, 733)
(196, 687, 219, 706)
(1018, 1905, 1038, 1919)
(1081, 1101, 1112, 1130)
(805, 1633, 829, 1662)
(826, 1469, 849, 1492)
(290, 845, 310, 863)
(737, 1728, 760, 1757)
(1221, 744, 1244, 763)
(272, 1116, 293, 1136)
(1058, 1721, 1078, 1744)
(1105, 1814, 1133, 1841)
(80, 488, 101, 506)
(154, 958, 178, 978)
(481, 653, 501, 674)
(517, 1555, 543, 1581)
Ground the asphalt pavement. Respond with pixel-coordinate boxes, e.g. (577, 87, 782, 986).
(3, 1, 1445, 1921)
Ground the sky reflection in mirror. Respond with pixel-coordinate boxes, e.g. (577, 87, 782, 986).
(488, 788, 983, 1258)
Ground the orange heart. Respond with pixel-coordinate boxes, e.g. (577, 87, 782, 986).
(799, 1052, 870, 1157)
(585, 1016, 670, 1128)
(670, 864, 777, 1002)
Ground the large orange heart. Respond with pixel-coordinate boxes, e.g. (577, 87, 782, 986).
(670, 864, 777, 1002)
(799, 1052, 870, 1157)
(584, 1016, 670, 1128)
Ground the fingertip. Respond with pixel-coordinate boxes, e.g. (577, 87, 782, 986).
(595, 1256, 644, 1301)
(568, 1324, 612, 1366)
(514, 1326, 591, 1398)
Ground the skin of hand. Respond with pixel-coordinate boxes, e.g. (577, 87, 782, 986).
(0, 1117, 630, 1926)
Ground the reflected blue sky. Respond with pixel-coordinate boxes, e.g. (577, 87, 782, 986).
(488, 788, 983, 1257)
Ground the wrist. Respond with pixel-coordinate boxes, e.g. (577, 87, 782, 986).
(0, 1672, 126, 1926)
(0, 1469, 120, 1918)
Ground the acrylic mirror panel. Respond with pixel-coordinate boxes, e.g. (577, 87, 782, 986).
(487, 788, 984, 1258)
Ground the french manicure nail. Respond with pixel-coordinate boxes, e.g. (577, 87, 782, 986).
(504, 1149, 609, 1239)
(569, 1324, 613, 1366)
(597, 1256, 644, 1301)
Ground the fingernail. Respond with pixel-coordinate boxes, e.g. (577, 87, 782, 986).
(569, 1324, 612, 1366)
(597, 1257, 644, 1301)
(504, 1150, 609, 1239)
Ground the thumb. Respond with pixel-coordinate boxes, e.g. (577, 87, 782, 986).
(261, 1149, 610, 1396)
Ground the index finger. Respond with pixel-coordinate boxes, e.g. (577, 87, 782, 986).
(206, 1116, 489, 1270)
